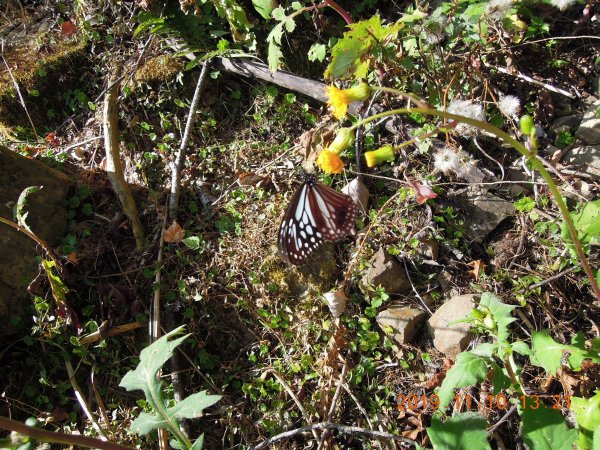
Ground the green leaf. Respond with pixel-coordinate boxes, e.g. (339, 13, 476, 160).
(129, 411, 166, 436)
(511, 340, 531, 356)
(437, 352, 489, 409)
(308, 43, 327, 62)
(167, 391, 222, 419)
(252, 0, 275, 20)
(119, 326, 189, 393)
(428, 412, 490, 450)
(13, 186, 42, 233)
(530, 330, 570, 374)
(571, 392, 600, 450)
(267, 23, 284, 70)
(324, 15, 402, 80)
(521, 405, 577, 450)
(41, 259, 69, 305)
(182, 236, 204, 251)
(191, 434, 205, 450)
(531, 330, 600, 374)
(491, 363, 511, 394)
(479, 293, 517, 343)
(561, 199, 600, 248)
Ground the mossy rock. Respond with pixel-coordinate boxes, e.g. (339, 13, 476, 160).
(0, 24, 90, 136)
(0, 146, 70, 335)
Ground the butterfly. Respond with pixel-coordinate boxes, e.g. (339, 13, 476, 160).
(278, 173, 358, 265)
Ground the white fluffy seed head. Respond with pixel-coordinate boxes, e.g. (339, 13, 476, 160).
(497, 95, 521, 118)
(433, 146, 462, 175)
(548, 0, 577, 11)
(448, 99, 485, 136)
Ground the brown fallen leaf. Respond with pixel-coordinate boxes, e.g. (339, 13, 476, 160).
(467, 259, 486, 281)
(163, 220, 185, 243)
(60, 21, 77, 37)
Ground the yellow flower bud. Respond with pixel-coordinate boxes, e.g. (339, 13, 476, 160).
(329, 127, 355, 154)
(364, 145, 395, 168)
(316, 148, 345, 174)
(326, 82, 372, 120)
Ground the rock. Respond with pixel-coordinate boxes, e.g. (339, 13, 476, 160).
(0, 146, 70, 335)
(377, 307, 428, 344)
(342, 178, 369, 214)
(575, 101, 600, 145)
(562, 145, 600, 179)
(361, 249, 411, 294)
(427, 294, 479, 359)
(452, 188, 516, 242)
(553, 113, 582, 131)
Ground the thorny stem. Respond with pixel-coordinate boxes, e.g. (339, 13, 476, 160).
(350, 101, 600, 301)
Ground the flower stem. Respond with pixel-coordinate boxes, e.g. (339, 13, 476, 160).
(353, 98, 600, 300)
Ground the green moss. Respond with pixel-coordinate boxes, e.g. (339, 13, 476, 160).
(0, 36, 90, 135)
(133, 54, 184, 84)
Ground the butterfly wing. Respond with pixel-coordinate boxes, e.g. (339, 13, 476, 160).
(308, 181, 357, 241)
(278, 180, 357, 265)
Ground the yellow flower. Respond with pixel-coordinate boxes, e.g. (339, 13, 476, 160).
(316, 148, 345, 174)
(329, 127, 355, 154)
(326, 82, 371, 120)
(364, 145, 395, 167)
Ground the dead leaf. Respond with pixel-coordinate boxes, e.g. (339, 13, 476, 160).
(66, 252, 79, 265)
(60, 21, 77, 37)
(163, 221, 185, 243)
(237, 171, 271, 187)
(467, 260, 486, 281)
(45, 132, 59, 146)
(407, 179, 437, 204)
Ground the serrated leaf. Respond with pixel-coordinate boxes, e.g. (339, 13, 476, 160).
(129, 411, 166, 435)
(182, 236, 203, 250)
(400, 9, 427, 23)
(119, 326, 189, 393)
(271, 6, 286, 21)
(531, 330, 600, 374)
(479, 292, 517, 343)
(41, 259, 68, 306)
(267, 36, 283, 70)
(511, 340, 531, 356)
(14, 186, 42, 233)
(252, 0, 276, 20)
(437, 352, 489, 409)
(521, 405, 577, 450)
(167, 391, 222, 419)
(561, 200, 600, 246)
(324, 15, 401, 80)
(491, 362, 511, 394)
(429, 412, 490, 450)
(571, 392, 600, 450)
(308, 43, 327, 62)
(471, 343, 498, 357)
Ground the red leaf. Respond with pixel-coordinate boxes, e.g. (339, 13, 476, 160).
(163, 221, 185, 243)
(407, 180, 437, 204)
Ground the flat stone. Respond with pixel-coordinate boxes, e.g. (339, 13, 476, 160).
(377, 307, 427, 344)
(553, 113, 582, 131)
(449, 188, 515, 242)
(562, 145, 600, 179)
(361, 248, 411, 294)
(575, 100, 600, 145)
(427, 294, 479, 359)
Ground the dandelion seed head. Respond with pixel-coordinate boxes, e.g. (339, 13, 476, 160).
(497, 95, 521, 118)
(433, 146, 462, 174)
(447, 98, 485, 136)
(548, 0, 577, 11)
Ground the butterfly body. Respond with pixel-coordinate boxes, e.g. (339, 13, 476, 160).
(278, 173, 357, 265)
